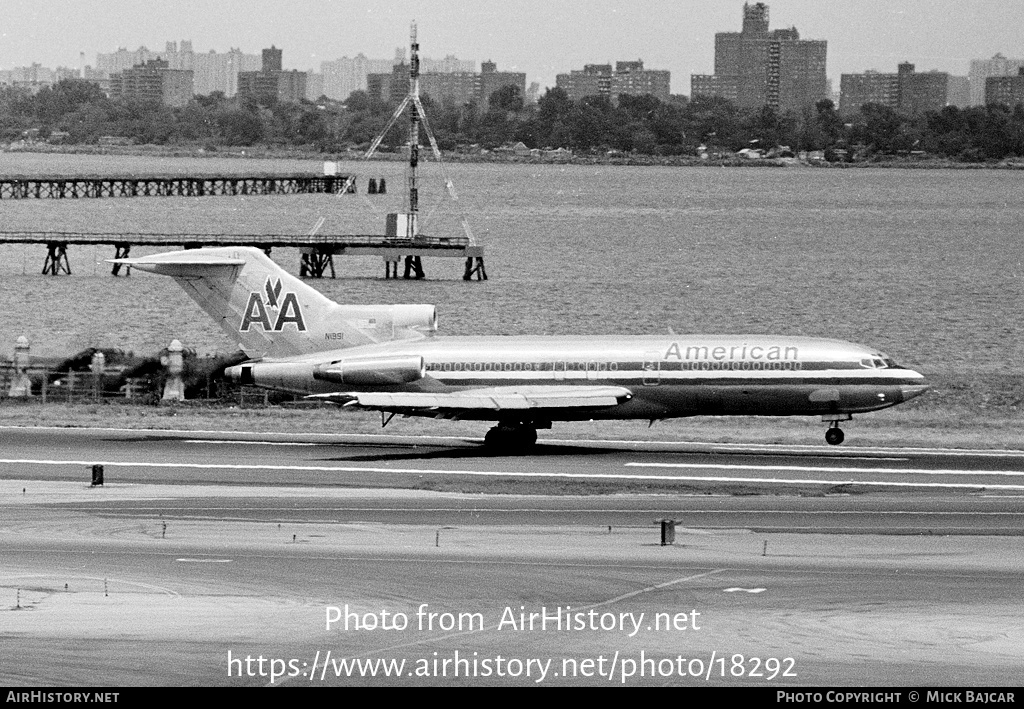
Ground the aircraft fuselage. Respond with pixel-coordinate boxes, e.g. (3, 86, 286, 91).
(229, 334, 928, 422)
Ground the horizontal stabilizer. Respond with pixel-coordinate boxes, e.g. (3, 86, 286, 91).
(107, 251, 245, 276)
(309, 385, 633, 411)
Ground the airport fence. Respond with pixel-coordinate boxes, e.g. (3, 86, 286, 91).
(0, 362, 290, 407)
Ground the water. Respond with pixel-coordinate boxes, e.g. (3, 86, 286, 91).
(0, 153, 1021, 377)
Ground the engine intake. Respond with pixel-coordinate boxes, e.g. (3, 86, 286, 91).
(313, 355, 426, 386)
(389, 305, 437, 336)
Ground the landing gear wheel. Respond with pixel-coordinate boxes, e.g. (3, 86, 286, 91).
(825, 427, 845, 446)
(518, 427, 538, 447)
(484, 428, 502, 447)
(483, 424, 538, 452)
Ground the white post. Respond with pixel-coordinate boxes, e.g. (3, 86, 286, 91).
(90, 351, 106, 400)
(161, 339, 186, 401)
(8, 336, 33, 398)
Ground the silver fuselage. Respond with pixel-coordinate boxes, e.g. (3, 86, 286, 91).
(231, 334, 928, 422)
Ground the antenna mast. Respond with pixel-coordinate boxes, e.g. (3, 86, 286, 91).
(406, 21, 420, 237)
(307, 19, 483, 280)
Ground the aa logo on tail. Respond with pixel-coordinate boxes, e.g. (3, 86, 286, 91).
(240, 278, 307, 332)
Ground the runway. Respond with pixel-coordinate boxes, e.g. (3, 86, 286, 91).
(2, 425, 1023, 686)
(4, 425, 1024, 493)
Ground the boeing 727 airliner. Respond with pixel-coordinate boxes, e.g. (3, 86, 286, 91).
(112, 247, 929, 448)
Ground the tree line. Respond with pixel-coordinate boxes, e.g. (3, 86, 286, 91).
(4, 78, 1024, 161)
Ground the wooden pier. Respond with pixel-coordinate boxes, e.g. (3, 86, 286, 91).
(0, 231, 486, 280)
(0, 173, 356, 199)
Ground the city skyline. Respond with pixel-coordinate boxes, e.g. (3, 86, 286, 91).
(3, 0, 1024, 94)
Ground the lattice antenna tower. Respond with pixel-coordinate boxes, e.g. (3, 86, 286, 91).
(310, 21, 475, 245)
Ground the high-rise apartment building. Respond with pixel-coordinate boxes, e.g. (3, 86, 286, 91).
(840, 62, 963, 116)
(108, 58, 193, 107)
(839, 71, 899, 115)
(194, 49, 262, 97)
(419, 71, 480, 106)
(97, 43, 261, 97)
(305, 72, 324, 101)
(368, 60, 524, 109)
(691, 2, 826, 111)
(969, 54, 1024, 106)
(421, 55, 474, 74)
(689, 74, 739, 103)
(368, 63, 413, 104)
(947, 75, 970, 108)
(320, 54, 395, 102)
(0, 63, 53, 92)
(897, 62, 949, 114)
(525, 82, 541, 105)
(611, 61, 670, 103)
(555, 60, 670, 104)
(478, 60, 528, 108)
(262, 47, 283, 72)
(556, 64, 612, 102)
(0, 62, 107, 94)
(985, 68, 1024, 108)
(97, 47, 161, 76)
(237, 46, 307, 103)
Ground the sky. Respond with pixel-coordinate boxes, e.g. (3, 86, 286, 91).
(4, 0, 1024, 93)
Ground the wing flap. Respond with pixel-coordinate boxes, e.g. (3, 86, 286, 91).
(309, 385, 632, 410)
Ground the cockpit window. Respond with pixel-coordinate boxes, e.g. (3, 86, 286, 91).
(862, 354, 901, 369)
(863, 353, 904, 369)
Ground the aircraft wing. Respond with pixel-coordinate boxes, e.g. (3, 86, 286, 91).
(308, 385, 632, 412)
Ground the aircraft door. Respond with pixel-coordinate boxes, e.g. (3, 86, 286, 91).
(554, 360, 567, 381)
(642, 352, 661, 386)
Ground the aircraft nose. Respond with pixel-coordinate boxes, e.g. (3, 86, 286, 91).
(900, 372, 930, 403)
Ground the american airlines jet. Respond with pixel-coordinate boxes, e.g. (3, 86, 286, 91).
(114, 247, 929, 449)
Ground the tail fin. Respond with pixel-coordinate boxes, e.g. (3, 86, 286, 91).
(110, 247, 436, 359)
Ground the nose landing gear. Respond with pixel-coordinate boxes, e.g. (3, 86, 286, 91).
(825, 424, 845, 446)
(822, 413, 852, 446)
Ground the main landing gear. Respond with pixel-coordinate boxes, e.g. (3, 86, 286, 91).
(823, 414, 852, 446)
(483, 422, 539, 451)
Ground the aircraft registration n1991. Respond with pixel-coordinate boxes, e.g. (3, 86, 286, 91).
(112, 247, 929, 449)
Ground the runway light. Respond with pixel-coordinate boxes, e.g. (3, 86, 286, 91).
(660, 519, 676, 546)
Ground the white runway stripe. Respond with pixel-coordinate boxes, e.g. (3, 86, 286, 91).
(3, 457, 1024, 489)
(6, 424, 1024, 458)
(615, 475, 1024, 490)
(626, 462, 1024, 476)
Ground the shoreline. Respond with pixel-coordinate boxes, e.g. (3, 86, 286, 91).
(5, 143, 1024, 170)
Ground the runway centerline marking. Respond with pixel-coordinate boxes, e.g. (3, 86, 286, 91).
(625, 462, 1024, 477)
(183, 440, 333, 447)
(181, 440, 908, 461)
(5, 458, 1024, 490)
(6, 424, 1024, 458)
(64, 508, 1024, 517)
(618, 475, 1024, 490)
